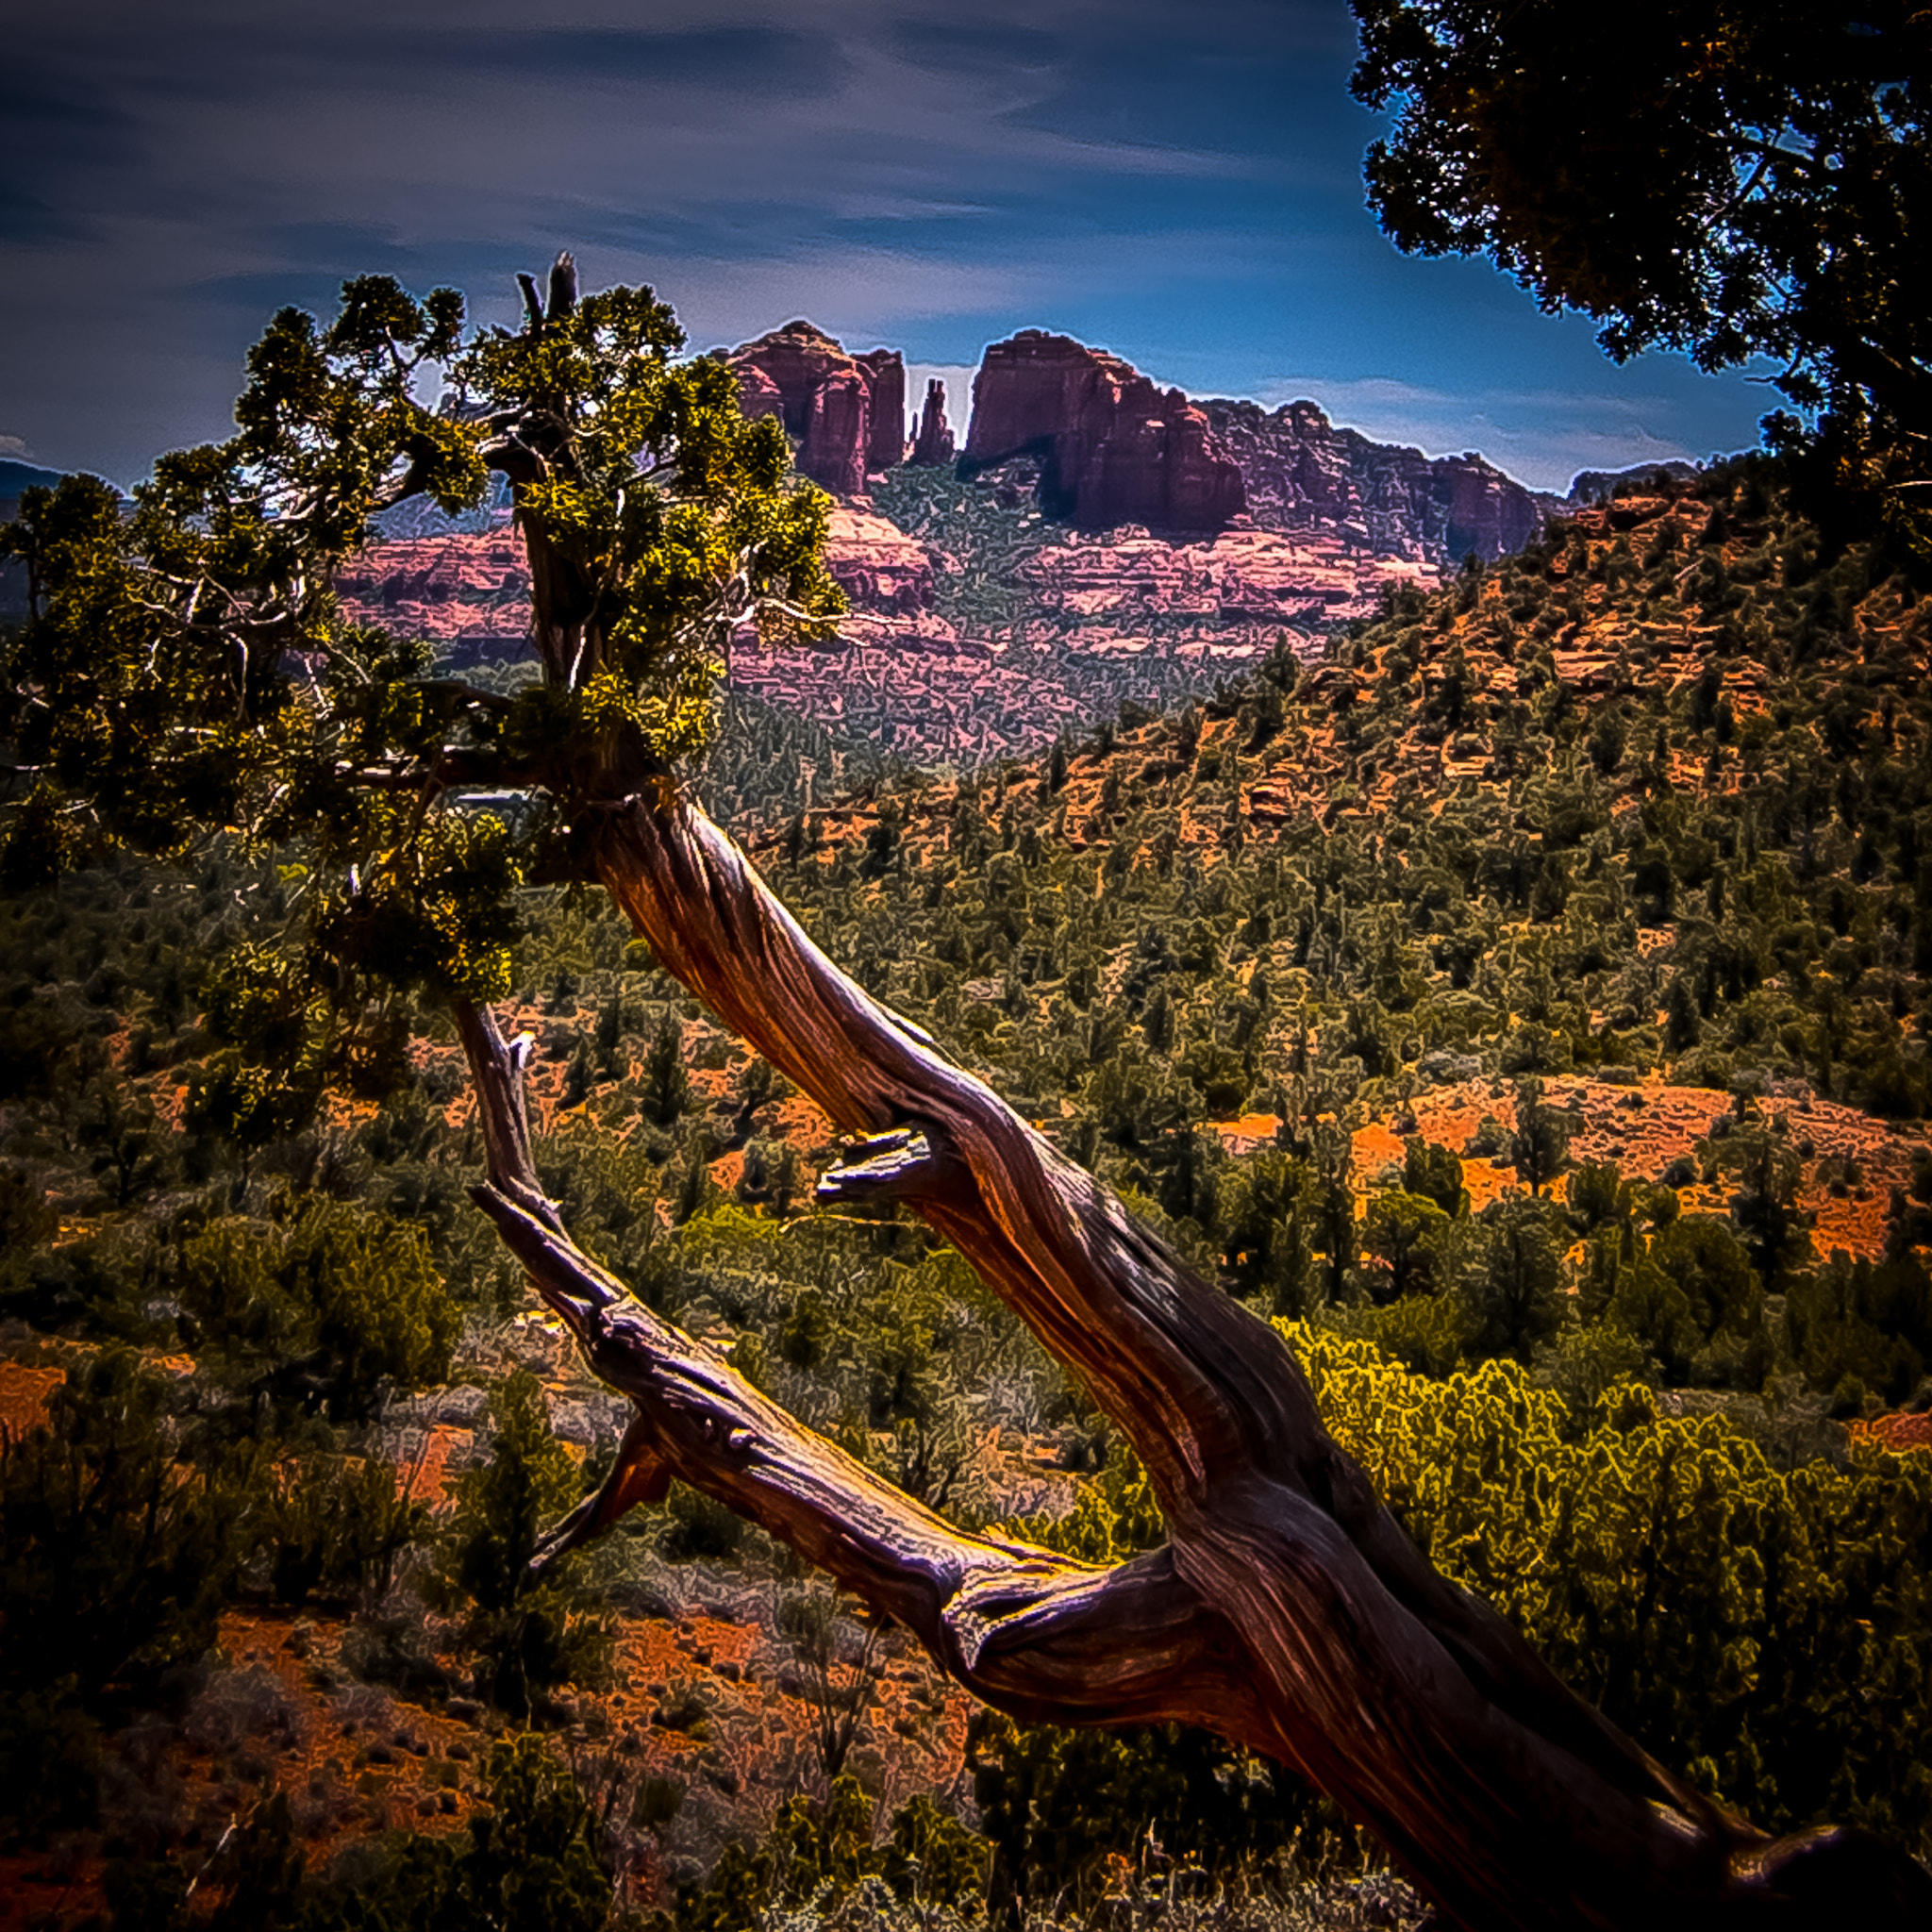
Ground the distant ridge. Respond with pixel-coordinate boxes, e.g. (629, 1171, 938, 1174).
(1565, 458, 1703, 506)
(0, 458, 74, 501)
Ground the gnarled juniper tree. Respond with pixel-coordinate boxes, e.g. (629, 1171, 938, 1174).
(5, 258, 1929, 1930)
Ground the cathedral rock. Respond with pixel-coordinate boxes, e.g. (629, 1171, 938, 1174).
(959, 331, 1247, 534)
(724, 322, 906, 499)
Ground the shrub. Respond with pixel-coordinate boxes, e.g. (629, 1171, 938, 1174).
(0, 1349, 256, 1707)
(656, 1776, 991, 1932)
(263, 1453, 432, 1607)
(1282, 1324, 1932, 1849)
(0, 1351, 260, 1832)
(177, 1195, 457, 1421)
(439, 1371, 610, 1719)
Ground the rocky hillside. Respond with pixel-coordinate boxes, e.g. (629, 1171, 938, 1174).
(10, 453, 1932, 1929)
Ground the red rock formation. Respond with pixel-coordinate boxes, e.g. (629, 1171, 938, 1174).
(335, 507, 943, 667)
(960, 331, 1247, 534)
(855, 349, 907, 474)
(334, 527, 531, 666)
(724, 323, 906, 498)
(909, 379, 956, 467)
(1018, 524, 1434, 628)
(1199, 397, 1545, 564)
(735, 362, 785, 426)
(821, 503, 934, 617)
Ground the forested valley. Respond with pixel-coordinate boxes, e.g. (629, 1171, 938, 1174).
(6, 448, 1932, 1927)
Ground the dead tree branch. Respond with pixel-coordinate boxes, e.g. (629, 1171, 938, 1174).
(449, 776, 1932, 1930)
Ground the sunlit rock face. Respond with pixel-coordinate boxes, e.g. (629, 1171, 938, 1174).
(959, 331, 1248, 535)
(1198, 397, 1546, 564)
(724, 322, 907, 498)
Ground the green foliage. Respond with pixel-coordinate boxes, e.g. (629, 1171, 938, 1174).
(775, 1587, 887, 1783)
(0, 1351, 261, 1833)
(658, 1775, 991, 1932)
(177, 1195, 457, 1421)
(1359, 1190, 1453, 1305)
(92, 1735, 614, 1932)
(1459, 1193, 1565, 1362)
(641, 1011, 694, 1127)
(0, 262, 843, 1127)
(0, 1350, 256, 1707)
(1785, 1251, 1932, 1409)
(1351, 3, 1932, 534)
(1508, 1076, 1572, 1194)
(968, 1711, 1326, 1913)
(1403, 1132, 1468, 1217)
(438, 1370, 609, 1718)
(1003, 1436, 1164, 1568)
(262, 1451, 432, 1607)
(1287, 1324, 1932, 1847)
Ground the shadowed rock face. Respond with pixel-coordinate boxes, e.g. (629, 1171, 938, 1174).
(910, 379, 956, 467)
(1199, 398, 1545, 564)
(854, 349, 907, 475)
(960, 331, 1248, 534)
(724, 322, 907, 498)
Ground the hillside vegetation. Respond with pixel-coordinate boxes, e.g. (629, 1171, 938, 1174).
(5, 456, 1932, 1927)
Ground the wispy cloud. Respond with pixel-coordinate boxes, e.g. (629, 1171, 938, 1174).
(2, 1, 1772, 488)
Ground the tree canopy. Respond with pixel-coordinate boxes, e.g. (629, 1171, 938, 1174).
(0, 258, 841, 1129)
(1350, 2, 1931, 528)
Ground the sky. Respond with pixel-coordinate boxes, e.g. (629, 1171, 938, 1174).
(3, 0, 1777, 494)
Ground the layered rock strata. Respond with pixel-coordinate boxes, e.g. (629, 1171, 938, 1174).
(724, 322, 906, 497)
(1197, 398, 1544, 563)
(959, 331, 1247, 534)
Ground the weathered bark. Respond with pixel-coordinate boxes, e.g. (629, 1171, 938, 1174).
(455, 784, 1932, 1932)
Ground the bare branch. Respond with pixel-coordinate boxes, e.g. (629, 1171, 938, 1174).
(452, 998, 1264, 1740)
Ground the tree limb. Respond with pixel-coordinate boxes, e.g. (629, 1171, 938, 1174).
(451, 1000, 1267, 1741)
(553, 780, 1932, 1931)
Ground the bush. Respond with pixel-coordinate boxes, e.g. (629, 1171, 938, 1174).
(140, 1734, 614, 1932)
(968, 1711, 1330, 1914)
(0, 1350, 260, 1833)
(656, 1775, 990, 1932)
(177, 1195, 457, 1421)
(1282, 1324, 1932, 1850)
(263, 1452, 432, 1607)
(0, 1350, 256, 1707)
(439, 1371, 610, 1718)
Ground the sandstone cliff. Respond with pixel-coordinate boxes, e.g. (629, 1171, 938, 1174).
(723, 322, 906, 498)
(959, 331, 1247, 534)
(1196, 397, 1544, 563)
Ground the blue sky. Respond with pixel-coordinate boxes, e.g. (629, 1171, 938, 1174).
(2, 1, 1774, 493)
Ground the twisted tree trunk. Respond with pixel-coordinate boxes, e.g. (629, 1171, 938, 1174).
(455, 778, 1931, 1931)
